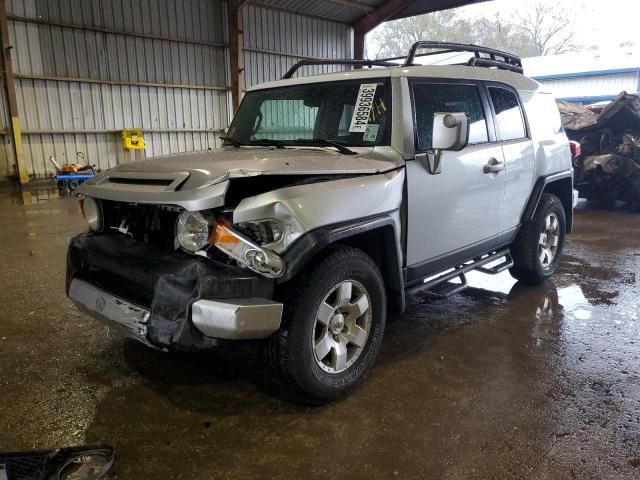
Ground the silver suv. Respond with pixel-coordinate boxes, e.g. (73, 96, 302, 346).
(68, 42, 574, 404)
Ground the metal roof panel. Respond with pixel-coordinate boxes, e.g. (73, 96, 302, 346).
(250, 0, 491, 24)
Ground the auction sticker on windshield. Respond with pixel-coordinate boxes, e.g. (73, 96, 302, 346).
(349, 83, 378, 133)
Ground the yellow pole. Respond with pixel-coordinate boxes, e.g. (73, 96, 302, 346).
(10, 116, 28, 183)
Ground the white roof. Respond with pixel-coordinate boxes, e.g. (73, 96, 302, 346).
(523, 50, 640, 79)
(249, 64, 540, 92)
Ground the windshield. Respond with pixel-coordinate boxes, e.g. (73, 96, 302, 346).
(226, 78, 391, 148)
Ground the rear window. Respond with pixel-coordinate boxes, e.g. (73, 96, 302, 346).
(489, 87, 527, 140)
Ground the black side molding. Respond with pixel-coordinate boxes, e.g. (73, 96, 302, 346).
(404, 228, 517, 286)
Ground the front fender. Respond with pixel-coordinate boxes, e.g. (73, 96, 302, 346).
(232, 169, 405, 254)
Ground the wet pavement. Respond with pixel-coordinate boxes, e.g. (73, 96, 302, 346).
(0, 184, 639, 479)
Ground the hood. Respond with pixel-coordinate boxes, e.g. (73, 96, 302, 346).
(97, 146, 401, 190)
(79, 146, 403, 211)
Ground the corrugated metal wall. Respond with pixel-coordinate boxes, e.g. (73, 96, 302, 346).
(4, 0, 230, 179)
(537, 72, 640, 101)
(242, 3, 352, 88)
(1, 0, 355, 180)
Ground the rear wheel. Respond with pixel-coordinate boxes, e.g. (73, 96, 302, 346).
(265, 246, 386, 405)
(510, 193, 566, 285)
(631, 177, 640, 212)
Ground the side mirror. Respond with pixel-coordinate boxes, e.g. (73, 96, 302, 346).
(426, 112, 469, 174)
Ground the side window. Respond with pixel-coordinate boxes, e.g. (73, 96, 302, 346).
(489, 87, 527, 140)
(412, 82, 488, 151)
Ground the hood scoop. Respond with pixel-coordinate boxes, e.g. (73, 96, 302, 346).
(96, 172, 190, 193)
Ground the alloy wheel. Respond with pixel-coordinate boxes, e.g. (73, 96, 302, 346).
(312, 280, 372, 374)
(538, 212, 560, 268)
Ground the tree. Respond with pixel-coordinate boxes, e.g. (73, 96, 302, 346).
(469, 13, 534, 55)
(370, 10, 474, 59)
(369, 1, 580, 59)
(515, 2, 578, 56)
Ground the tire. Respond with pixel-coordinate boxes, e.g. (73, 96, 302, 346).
(509, 193, 566, 285)
(56, 180, 67, 190)
(265, 246, 386, 405)
(631, 178, 640, 213)
(68, 180, 80, 190)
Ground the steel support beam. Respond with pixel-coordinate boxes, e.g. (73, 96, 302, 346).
(8, 15, 227, 49)
(14, 74, 230, 92)
(229, 1, 247, 112)
(326, 0, 375, 12)
(0, 0, 28, 184)
(353, 0, 415, 59)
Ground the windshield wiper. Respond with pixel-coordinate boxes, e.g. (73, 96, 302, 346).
(221, 137, 287, 149)
(310, 139, 357, 155)
(248, 139, 286, 149)
(220, 136, 242, 148)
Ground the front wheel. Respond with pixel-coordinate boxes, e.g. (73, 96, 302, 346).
(510, 193, 566, 285)
(265, 246, 386, 405)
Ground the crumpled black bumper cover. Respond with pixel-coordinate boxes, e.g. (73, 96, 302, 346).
(66, 233, 275, 350)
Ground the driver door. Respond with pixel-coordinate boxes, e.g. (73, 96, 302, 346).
(405, 80, 506, 275)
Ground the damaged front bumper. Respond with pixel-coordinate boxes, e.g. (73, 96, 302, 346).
(66, 233, 283, 350)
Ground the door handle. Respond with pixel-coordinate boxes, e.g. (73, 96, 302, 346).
(483, 158, 505, 174)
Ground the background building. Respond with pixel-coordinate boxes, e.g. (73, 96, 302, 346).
(523, 50, 640, 104)
(2, 0, 482, 182)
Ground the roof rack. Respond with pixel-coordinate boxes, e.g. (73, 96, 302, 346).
(281, 59, 399, 79)
(280, 41, 523, 80)
(403, 41, 523, 74)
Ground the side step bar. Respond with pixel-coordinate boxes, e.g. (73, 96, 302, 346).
(407, 249, 513, 299)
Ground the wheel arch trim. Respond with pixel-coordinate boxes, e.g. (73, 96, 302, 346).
(522, 170, 574, 233)
(279, 214, 406, 312)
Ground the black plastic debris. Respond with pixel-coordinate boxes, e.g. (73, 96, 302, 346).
(0, 444, 113, 480)
(559, 92, 640, 209)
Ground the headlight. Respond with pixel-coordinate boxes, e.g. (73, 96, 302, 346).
(176, 210, 213, 252)
(81, 197, 102, 232)
(211, 220, 285, 278)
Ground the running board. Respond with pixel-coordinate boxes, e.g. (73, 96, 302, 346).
(407, 249, 513, 299)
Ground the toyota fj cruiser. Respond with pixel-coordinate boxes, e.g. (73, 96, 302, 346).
(67, 42, 574, 404)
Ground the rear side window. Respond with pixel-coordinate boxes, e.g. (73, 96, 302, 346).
(411, 83, 489, 151)
(489, 87, 527, 140)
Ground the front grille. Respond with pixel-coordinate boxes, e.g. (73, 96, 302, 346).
(100, 200, 180, 251)
(80, 268, 154, 308)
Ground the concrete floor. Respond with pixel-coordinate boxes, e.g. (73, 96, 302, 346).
(0, 185, 639, 479)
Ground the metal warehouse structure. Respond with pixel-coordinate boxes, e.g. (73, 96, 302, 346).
(0, 0, 485, 184)
(523, 50, 640, 104)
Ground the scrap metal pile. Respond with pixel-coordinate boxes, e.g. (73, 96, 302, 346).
(559, 92, 640, 210)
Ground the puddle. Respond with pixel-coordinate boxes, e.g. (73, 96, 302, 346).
(557, 284, 592, 320)
(0, 185, 77, 206)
